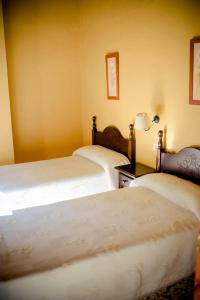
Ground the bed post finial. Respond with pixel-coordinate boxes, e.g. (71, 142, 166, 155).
(92, 116, 97, 145)
(128, 124, 136, 164)
(156, 130, 163, 172)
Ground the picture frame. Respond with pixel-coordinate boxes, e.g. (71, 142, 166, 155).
(189, 36, 200, 105)
(105, 52, 119, 100)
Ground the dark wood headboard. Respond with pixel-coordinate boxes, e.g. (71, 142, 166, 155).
(156, 130, 200, 184)
(92, 116, 135, 164)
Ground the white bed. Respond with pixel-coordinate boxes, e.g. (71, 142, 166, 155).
(0, 170, 200, 300)
(0, 145, 130, 215)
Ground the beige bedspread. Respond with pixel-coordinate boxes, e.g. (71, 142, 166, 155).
(0, 186, 199, 281)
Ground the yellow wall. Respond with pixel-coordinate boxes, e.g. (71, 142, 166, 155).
(2, 0, 200, 166)
(79, 0, 200, 167)
(3, 0, 82, 162)
(0, 1, 14, 164)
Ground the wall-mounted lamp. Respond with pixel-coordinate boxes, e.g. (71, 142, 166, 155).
(134, 112, 160, 131)
(129, 112, 160, 165)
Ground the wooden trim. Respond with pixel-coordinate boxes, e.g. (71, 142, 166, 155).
(195, 234, 200, 291)
(128, 124, 135, 164)
(189, 36, 200, 105)
(105, 52, 119, 100)
(92, 116, 97, 145)
(156, 130, 163, 172)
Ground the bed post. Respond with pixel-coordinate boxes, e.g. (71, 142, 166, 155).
(156, 130, 163, 172)
(92, 116, 97, 145)
(128, 124, 136, 164)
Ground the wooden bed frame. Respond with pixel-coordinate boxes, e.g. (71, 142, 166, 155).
(92, 116, 135, 164)
(156, 130, 200, 184)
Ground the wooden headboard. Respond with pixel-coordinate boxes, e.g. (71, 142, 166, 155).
(156, 130, 200, 184)
(92, 116, 135, 164)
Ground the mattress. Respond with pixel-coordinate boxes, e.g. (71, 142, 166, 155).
(0, 174, 199, 300)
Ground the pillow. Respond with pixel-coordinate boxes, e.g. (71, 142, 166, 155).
(73, 145, 130, 167)
(73, 145, 130, 188)
(133, 173, 200, 220)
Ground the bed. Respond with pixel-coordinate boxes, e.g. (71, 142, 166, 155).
(0, 131, 200, 300)
(0, 116, 135, 215)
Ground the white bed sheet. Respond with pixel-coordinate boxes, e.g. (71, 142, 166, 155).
(0, 145, 130, 215)
(0, 185, 199, 300)
(0, 155, 110, 213)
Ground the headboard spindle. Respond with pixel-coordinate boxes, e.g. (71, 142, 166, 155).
(92, 116, 97, 145)
(156, 130, 163, 172)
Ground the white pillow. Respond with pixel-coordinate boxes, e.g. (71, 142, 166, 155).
(133, 173, 200, 219)
(73, 145, 130, 167)
(73, 145, 130, 188)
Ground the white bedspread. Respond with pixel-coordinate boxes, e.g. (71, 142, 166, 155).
(0, 156, 109, 213)
(0, 185, 199, 300)
(0, 146, 130, 215)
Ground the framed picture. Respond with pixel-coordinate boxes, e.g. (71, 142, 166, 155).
(189, 37, 200, 105)
(105, 52, 119, 100)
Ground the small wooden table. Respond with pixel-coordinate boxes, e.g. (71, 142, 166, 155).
(115, 163, 155, 188)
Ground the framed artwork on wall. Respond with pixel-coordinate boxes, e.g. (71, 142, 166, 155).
(189, 36, 200, 105)
(105, 52, 119, 100)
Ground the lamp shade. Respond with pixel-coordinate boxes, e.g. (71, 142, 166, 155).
(134, 112, 151, 131)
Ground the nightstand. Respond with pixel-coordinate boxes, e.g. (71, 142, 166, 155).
(115, 163, 155, 188)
